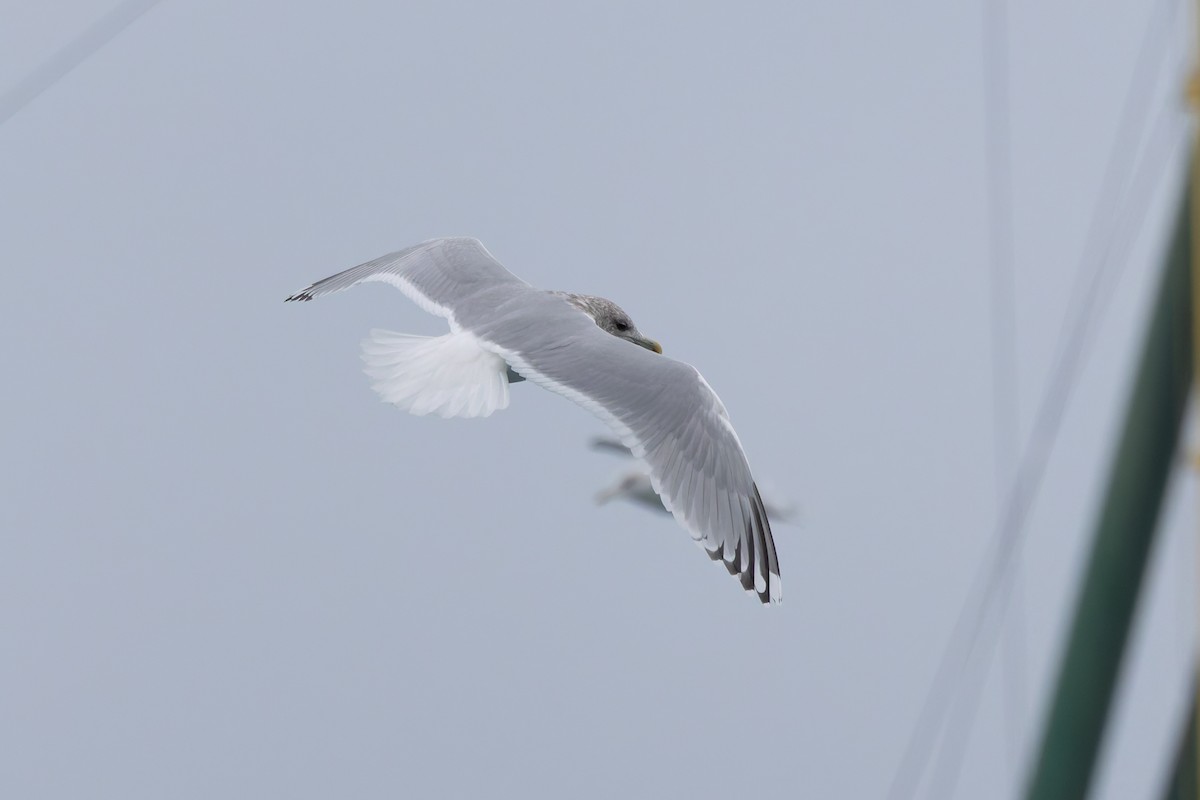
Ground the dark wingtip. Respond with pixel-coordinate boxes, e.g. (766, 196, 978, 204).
(588, 436, 631, 455)
(284, 291, 313, 302)
(751, 484, 781, 605)
(704, 540, 768, 601)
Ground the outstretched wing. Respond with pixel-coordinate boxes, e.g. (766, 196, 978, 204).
(479, 303, 782, 604)
(285, 237, 530, 327)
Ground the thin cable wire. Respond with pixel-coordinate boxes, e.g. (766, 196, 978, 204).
(927, 97, 1188, 800)
(887, 1, 1183, 796)
(0, 0, 164, 127)
(979, 0, 1027, 788)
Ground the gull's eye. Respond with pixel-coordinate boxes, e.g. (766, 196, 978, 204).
(615, 320, 630, 332)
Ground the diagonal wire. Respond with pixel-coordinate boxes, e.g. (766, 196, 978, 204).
(978, 0, 1027, 791)
(0, 0, 164, 127)
(926, 100, 1188, 800)
(887, 0, 1183, 796)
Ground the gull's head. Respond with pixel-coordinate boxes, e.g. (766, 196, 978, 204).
(556, 292, 663, 354)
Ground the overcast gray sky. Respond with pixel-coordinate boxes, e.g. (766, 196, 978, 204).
(1, 2, 1196, 798)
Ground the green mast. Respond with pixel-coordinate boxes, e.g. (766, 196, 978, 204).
(1024, 180, 1193, 799)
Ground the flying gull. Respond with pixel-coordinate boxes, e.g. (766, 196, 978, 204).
(286, 237, 782, 604)
(589, 437, 799, 523)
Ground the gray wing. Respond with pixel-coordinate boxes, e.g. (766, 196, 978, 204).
(479, 300, 782, 604)
(589, 436, 635, 457)
(285, 237, 531, 327)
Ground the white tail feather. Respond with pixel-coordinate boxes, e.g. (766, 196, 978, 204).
(361, 329, 512, 418)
